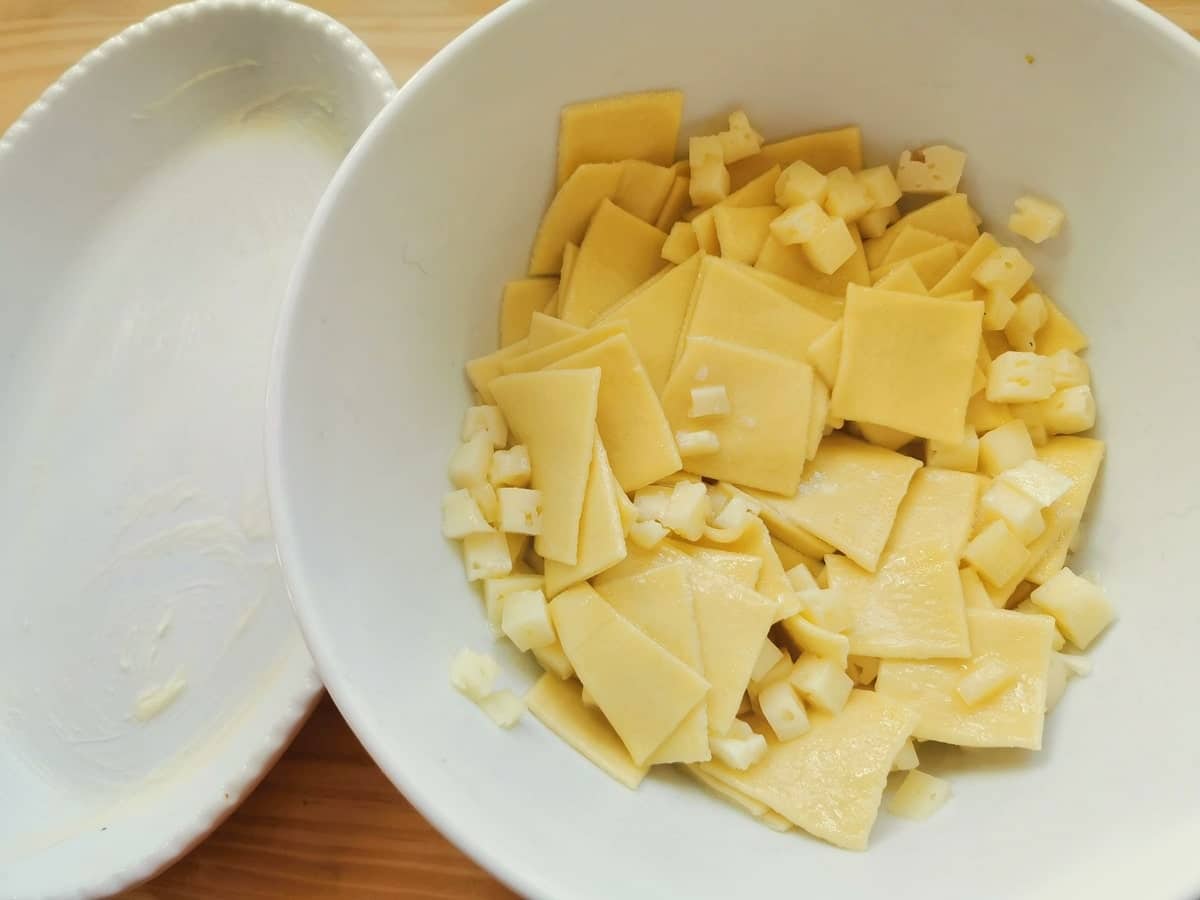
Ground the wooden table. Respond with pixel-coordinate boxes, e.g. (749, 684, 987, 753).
(1, 2, 1196, 897)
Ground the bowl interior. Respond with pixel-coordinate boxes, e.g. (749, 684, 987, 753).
(269, 1, 1200, 897)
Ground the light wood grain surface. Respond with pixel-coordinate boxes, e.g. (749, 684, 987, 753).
(1, 1, 1195, 897)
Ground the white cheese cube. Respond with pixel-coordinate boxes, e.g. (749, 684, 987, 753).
(489, 444, 531, 487)
(956, 657, 1018, 705)
(888, 770, 951, 820)
(1004, 292, 1048, 352)
(1029, 568, 1115, 650)
(500, 588, 556, 651)
(662, 481, 710, 540)
(857, 204, 899, 239)
(443, 489, 494, 538)
(855, 165, 902, 210)
(978, 419, 1036, 475)
(758, 680, 811, 742)
(891, 738, 919, 772)
(633, 485, 672, 522)
(470, 482, 500, 525)
(531, 642, 574, 679)
(497, 487, 543, 535)
(802, 217, 857, 274)
(449, 648, 500, 701)
(462, 405, 508, 448)
(963, 521, 1029, 588)
(896, 145, 967, 195)
(979, 480, 1046, 544)
(796, 586, 852, 633)
(1009, 195, 1066, 244)
(1048, 349, 1090, 389)
(689, 135, 729, 206)
(987, 352, 1056, 403)
(775, 160, 829, 207)
(996, 458, 1073, 508)
(463, 532, 513, 581)
(786, 564, 818, 592)
(973, 247, 1034, 301)
(483, 574, 544, 630)
(628, 519, 669, 549)
(788, 655, 853, 714)
(1036, 385, 1096, 434)
(822, 167, 873, 222)
(749, 640, 785, 684)
(983, 290, 1017, 331)
(750, 648, 795, 697)
(926, 425, 980, 473)
(689, 384, 731, 418)
(770, 201, 830, 245)
(711, 495, 755, 532)
(710, 724, 768, 770)
(717, 109, 764, 163)
(479, 689, 524, 728)
(449, 432, 493, 488)
(676, 429, 720, 458)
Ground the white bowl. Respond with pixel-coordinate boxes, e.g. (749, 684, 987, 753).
(267, 1, 1200, 898)
(0, 2, 392, 897)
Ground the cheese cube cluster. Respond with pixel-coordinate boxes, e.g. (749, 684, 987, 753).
(445, 92, 1110, 853)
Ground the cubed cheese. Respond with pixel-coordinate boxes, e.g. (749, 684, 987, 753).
(758, 680, 811, 741)
(450, 648, 500, 701)
(1029, 568, 1115, 649)
(987, 351, 1056, 403)
(896, 145, 967, 195)
(857, 204, 900, 239)
(789, 655, 853, 714)
(972, 247, 1034, 301)
(1005, 292, 1049, 352)
(449, 432, 494, 488)
(489, 444, 531, 487)
(442, 489, 494, 538)
(676, 429, 721, 458)
(1009, 195, 1066, 244)
(956, 657, 1018, 705)
(1036, 385, 1096, 434)
(628, 519, 669, 549)
(775, 160, 829, 207)
(1048, 349, 1090, 389)
(662, 481, 711, 540)
(501, 588, 556, 651)
(856, 165, 902, 210)
(690, 136, 730, 206)
(803, 217, 858, 274)
(996, 458, 1074, 507)
(979, 480, 1046, 544)
(978, 419, 1037, 475)
(710, 724, 769, 770)
(823, 167, 874, 221)
(717, 110, 765, 164)
(497, 487, 544, 535)
(462, 404, 508, 448)
(770, 201, 831, 245)
(926, 426, 980, 473)
(462, 532, 514, 581)
(888, 770, 951, 820)
(963, 521, 1030, 588)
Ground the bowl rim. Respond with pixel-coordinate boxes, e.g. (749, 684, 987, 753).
(0, 1, 393, 897)
(265, 1, 1200, 897)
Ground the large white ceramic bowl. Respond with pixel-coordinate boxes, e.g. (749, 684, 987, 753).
(267, 1, 1200, 897)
